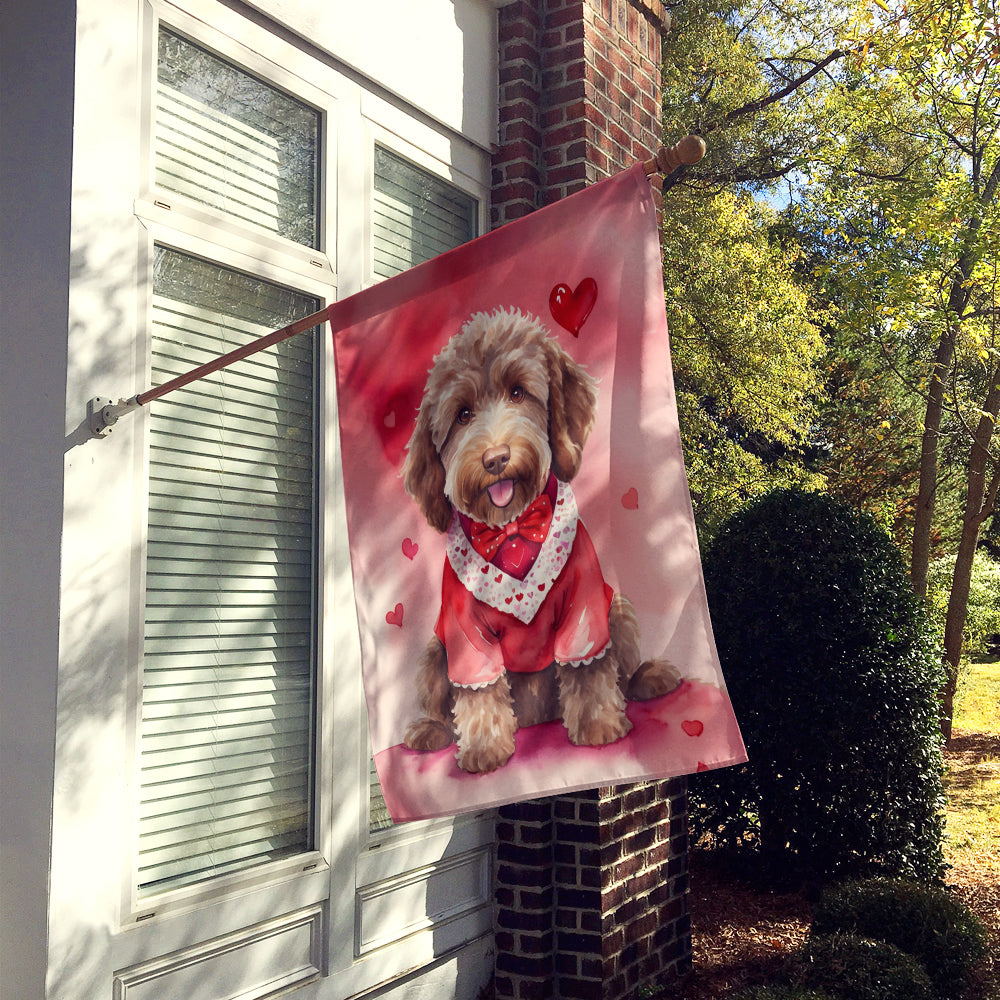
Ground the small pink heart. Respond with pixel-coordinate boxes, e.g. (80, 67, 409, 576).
(622, 487, 639, 510)
(385, 603, 404, 628)
(401, 538, 418, 560)
(383, 409, 396, 429)
(682, 720, 704, 737)
(549, 278, 598, 336)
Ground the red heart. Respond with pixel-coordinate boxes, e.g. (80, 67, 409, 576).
(402, 538, 419, 560)
(682, 720, 704, 737)
(622, 487, 639, 510)
(385, 603, 404, 627)
(375, 386, 421, 467)
(549, 278, 598, 336)
(696, 762, 709, 772)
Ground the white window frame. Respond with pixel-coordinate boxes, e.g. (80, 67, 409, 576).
(110, 0, 496, 992)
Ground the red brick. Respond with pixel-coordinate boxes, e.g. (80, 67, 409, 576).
(502, 39, 538, 63)
(548, 3, 588, 28)
(542, 39, 586, 69)
(625, 868, 658, 896)
(502, 120, 543, 145)
(546, 163, 589, 186)
(498, 160, 542, 185)
(559, 979, 604, 1000)
(503, 79, 541, 104)
(545, 119, 589, 147)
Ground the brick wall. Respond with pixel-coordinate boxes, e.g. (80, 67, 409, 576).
(492, 0, 668, 227)
(494, 783, 691, 1000)
(490, 5, 691, 998)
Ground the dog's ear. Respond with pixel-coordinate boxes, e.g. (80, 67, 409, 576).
(403, 408, 452, 532)
(545, 338, 598, 481)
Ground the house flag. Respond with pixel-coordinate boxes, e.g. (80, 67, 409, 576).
(330, 164, 746, 822)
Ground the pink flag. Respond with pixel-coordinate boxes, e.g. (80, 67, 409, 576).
(331, 165, 746, 821)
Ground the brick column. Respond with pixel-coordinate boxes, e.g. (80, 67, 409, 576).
(491, 4, 691, 998)
(493, 0, 667, 226)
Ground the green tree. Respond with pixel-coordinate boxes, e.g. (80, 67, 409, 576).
(661, 0, 853, 195)
(663, 189, 825, 538)
(800, 0, 1000, 736)
(660, 1, 845, 538)
(660, 2, 998, 739)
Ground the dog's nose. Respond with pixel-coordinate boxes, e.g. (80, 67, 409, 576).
(482, 445, 510, 477)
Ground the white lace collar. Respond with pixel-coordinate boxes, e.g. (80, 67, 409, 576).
(445, 479, 578, 624)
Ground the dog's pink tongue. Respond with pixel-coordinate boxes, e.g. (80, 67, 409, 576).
(487, 479, 515, 508)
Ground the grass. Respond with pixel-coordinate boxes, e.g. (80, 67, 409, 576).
(955, 658, 1000, 734)
(945, 660, 1000, 868)
(940, 658, 1000, 1000)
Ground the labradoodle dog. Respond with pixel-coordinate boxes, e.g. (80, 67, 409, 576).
(402, 307, 680, 774)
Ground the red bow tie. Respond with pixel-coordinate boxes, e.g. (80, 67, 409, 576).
(469, 493, 554, 562)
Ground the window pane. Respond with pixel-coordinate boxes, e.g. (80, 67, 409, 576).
(138, 247, 318, 895)
(156, 28, 320, 248)
(369, 149, 478, 832)
(372, 146, 477, 279)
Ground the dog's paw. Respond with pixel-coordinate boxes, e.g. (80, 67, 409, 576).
(626, 658, 682, 701)
(568, 710, 633, 747)
(403, 718, 455, 752)
(455, 736, 515, 774)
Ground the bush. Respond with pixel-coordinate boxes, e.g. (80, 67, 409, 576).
(692, 489, 946, 882)
(811, 878, 988, 999)
(791, 933, 934, 1000)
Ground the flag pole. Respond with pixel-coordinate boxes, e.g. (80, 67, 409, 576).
(88, 137, 705, 438)
(87, 306, 331, 437)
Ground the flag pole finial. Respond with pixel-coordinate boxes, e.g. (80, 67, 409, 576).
(643, 135, 706, 177)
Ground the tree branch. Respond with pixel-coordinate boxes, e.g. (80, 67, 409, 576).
(704, 49, 848, 133)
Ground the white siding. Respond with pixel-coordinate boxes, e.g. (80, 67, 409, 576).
(0, 0, 500, 997)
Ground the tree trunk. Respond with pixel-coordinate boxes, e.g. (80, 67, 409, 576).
(940, 374, 1000, 741)
(910, 160, 1000, 596)
(910, 330, 955, 598)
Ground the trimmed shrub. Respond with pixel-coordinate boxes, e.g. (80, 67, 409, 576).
(791, 933, 934, 1000)
(811, 878, 988, 999)
(692, 489, 946, 882)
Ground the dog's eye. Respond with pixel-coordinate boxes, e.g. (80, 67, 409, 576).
(457, 406, 473, 425)
(509, 385, 525, 403)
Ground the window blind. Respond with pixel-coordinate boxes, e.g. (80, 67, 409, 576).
(372, 146, 477, 279)
(156, 28, 320, 248)
(138, 248, 319, 895)
(368, 148, 477, 832)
